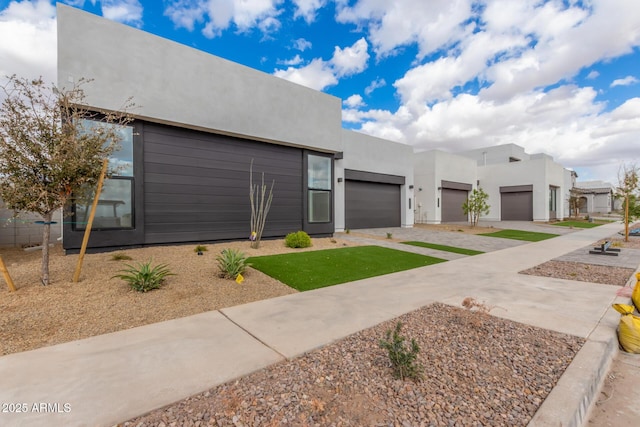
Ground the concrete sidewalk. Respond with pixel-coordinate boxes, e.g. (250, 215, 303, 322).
(0, 223, 634, 427)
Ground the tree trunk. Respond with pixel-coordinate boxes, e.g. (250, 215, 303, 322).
(625, 194, 630, 242)
(40, 211, 53, 285)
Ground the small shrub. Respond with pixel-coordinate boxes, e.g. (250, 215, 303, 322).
(461, 297, 491, 314)
(110, 252, 132, 261)
(217, 248, 251, 279)
(379, 321, 423, 381)
(285, 231, 312, 248)
(194, 244, 208, 254)
(386, 232, 393, 239)
(345, 229, 350, 234)
(113, 261, 174, 292)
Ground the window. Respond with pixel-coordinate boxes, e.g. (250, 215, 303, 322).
(307, 154, 331, 223)
(549, 186, 558, 212)
(74, 121, 134, 230)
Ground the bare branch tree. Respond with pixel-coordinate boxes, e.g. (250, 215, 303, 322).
(0, 75, 133, 285)
(249, 160, 274, 249)
(567, 187, 582, 219)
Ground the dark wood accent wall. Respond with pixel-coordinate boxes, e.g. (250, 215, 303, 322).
(142, 123, 303, 244)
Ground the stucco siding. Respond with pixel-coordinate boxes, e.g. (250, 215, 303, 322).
(57, 4, 342, 154)
(413, 150, 477, 224)
(338, 130, 413, 230)
(478, 156, 566, 221)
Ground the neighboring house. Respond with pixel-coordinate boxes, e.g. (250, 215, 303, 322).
(0, 199, 62, 247)
(574, 180, 617, 214)
(414, 144, 570, 223)
(38, 5, 574, 252)
(414, 150, 477, 224)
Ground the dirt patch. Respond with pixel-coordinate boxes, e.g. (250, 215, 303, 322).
(0, 237, 352, 356)
(124, 303, 584, 427)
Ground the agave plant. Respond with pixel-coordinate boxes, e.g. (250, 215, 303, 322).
(113, 260, 175, 292)
(216, 248, 251, 280)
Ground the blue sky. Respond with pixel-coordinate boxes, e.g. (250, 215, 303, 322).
(1, 0, 639, 185)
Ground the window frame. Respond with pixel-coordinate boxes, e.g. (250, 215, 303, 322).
(306, 154, 332, 224)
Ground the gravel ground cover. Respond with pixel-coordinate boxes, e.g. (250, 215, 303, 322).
(519, 229, 640, 287)
(0, 238, 347, 356)
(3, 224, 638, 426)
(519, 261, 636, 286)
(123, 303, 584, 427)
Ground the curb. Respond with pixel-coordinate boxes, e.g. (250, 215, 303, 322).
(528, 302, 620, 427)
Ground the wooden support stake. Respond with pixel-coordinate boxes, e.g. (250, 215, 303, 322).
(73, 159, 109, 283)
(0, 255, 17, 292)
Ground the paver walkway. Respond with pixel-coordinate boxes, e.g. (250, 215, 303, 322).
(0, 222, 636, 427)
(349, 226, 527, 252)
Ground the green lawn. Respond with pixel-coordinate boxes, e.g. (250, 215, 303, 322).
(479, 229, 559, 242)
(401, 241, 484, 255)
(551, 220, 602, 228)
(248, 246, 447, 291)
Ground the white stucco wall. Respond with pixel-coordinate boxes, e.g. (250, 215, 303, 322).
(57, 5, 342, 153)
(478, 155, 566, 221)
(563, 169, 576, 218)
(337, 130, 414, 230)
(459, 144, 531, 166)
(413, 150, 477, 224)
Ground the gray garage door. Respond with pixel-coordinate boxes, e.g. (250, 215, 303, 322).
(345, 180, 401, 229)
(500, 185, 533, 220)
(442, 189, 468, 222)
(440, 181, 472, 222)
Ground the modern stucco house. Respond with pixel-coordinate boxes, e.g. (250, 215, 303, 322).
(1, 5, 582, 251)
(56, 4, 414, 252)
(414, 144, 570, 223)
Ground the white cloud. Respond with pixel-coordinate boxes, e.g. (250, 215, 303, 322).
(292, 37, 312, 51)
(336, 0, 473, 58)
(343, 0, 640, 184)
(344, 94, 365, 108)
(101, 0, 143, 26)
(611, 76, 639, 87)
(364, 77, 385, 96)
(331, 37, 369, 77)
(0, 0, 57, 84)
(273, 38, 369, 90)
(164, 0, 206, 31)
(273, 58, 336, 91)
(292, 0, 325, 23)
(586, 70, 599, 79)
(164, 0, 282, 38)
(279, 54, 303, 66)
(482, 0, 640, 101)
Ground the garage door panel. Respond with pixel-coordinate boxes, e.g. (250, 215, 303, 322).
(345, 181, 400, 229)
(442, 189, 468, 222)
(501, 192, 533, 220)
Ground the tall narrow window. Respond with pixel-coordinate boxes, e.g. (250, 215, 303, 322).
(307, 154, 331, 223)
(74, 121, 135, 230)
(549, 186, 558, 212)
